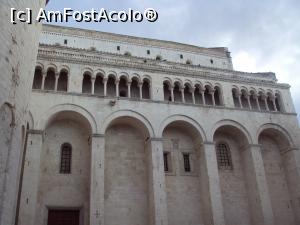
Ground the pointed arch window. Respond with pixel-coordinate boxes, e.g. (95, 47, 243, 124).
(60, 143, 72, 174)
(216, 142, 233, 170)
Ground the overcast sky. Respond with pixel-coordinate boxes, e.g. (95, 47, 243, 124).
(46, 0, 300, 121)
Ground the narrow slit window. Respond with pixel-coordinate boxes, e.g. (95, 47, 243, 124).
(163, 152, 169, 172)
(147, 50, 150, 55)
(183, 153, 191, 172)
(60, 143, 72, 174)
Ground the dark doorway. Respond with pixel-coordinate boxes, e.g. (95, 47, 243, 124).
(48, 210, 80, 225)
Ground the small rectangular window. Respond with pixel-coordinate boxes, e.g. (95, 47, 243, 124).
(163, 152, 169, 172)
(64, 39, 67, 45)
(180, 54, 183, 59)
(183, 153, 191, 172)
(117, 46, 120, 51)
(147, 50, 150, 55)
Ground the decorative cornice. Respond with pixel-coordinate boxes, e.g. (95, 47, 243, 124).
(28, 129, 43, 134)
(281, 147, 299, 155)
(31, 89, 298, 117)
(202, 141, 215, 146)
(92, 133, 105, 138)
(149, 137, 164, 142)
(37, 44, 289, 89)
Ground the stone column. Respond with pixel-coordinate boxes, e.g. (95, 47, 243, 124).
(127, 81, 131, 98)
(201, 142, 226, 225)
(103, 78, 107, 96)
(139, 82, 143, 99)
(170, 86, 174, 102)
(272, 98, 277, 111)
(191, 88, 195, 104)
(211, 91, 215, 106)
(256, 96, 261, 111)
(91, 77, 95, 95)
(247, 96, 252, 109)
(281, 147, 300, 224)
(18, 130, 44, 225)
(264, 97, 269, 111)
(41, 71, 46, 90)
(54, 72, 59, 91)
(238, 94, 242, 108)
(115, 79, 119, 97)
(180, 88, 185, 103)
(241, 144, 274, 225)
(146, 138, 168, 225)
(90, 134, 105, 225)
(201, 90, 205, 105)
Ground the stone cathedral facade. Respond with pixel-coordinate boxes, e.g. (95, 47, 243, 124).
(6, 23, 300, 225)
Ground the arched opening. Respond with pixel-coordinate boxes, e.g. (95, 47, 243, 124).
(119, 76, 128, 97)
(94, 74, 104, 95)
(163, 81, 172, 101)
(241, 90, 249, 108)
(204, 85, 213, 105)
(267, 93, 275, 111)
(232, 88, 240, 108)
(104, 117, 150, 225)
(37, 111, 92, 225)
(162, 121, 206, 225)
(173, 82, 182, 102)
(156, 55, 162, 61)
(258, 92, 267, 111)
(249, 91, 258, 110)
(57, 70, 68, 92)
(214, 86, 222, 106)
(194, 85, 203, 105)
(44, 68, 56, 91)
(213, 125, 252, 225)
(107, 75, 116, 97)
(32, 67, 43, 90)
(184, 84, 193, 103)
(258, 128, 296, 225)
(142, 78, 151, 99)
(275, 93, 283, 112)
(82, 73, 92, 94)
(131, 77, 140, 99)
(186, 59, 192, 65)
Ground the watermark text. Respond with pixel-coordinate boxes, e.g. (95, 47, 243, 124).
(11, 8, 158, 24)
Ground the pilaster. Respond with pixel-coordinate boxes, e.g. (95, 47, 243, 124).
(201, 142, 225, 225)
(89, 134, 105, 225)
(18, 130, 44, 225)
(146, 138, 168, 225)
(241, 144, 274, 225)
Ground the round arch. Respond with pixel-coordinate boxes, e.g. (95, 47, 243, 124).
(37, 104, 97, 133)
(210, 119, 253, 144)
(257, 123, 294, 147)
(158, 114, 207, 141)
(45, 63, 58, 73)
(101, 110, 154, 138)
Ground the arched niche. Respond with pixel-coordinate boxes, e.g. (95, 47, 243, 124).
(104, 116, 151, 225)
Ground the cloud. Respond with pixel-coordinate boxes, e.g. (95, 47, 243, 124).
(46, 0, 300, 120)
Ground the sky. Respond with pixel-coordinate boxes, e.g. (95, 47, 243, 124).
(46, 0, 300, 121)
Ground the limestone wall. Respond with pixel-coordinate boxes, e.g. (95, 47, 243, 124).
(0, 1, 45, 225)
